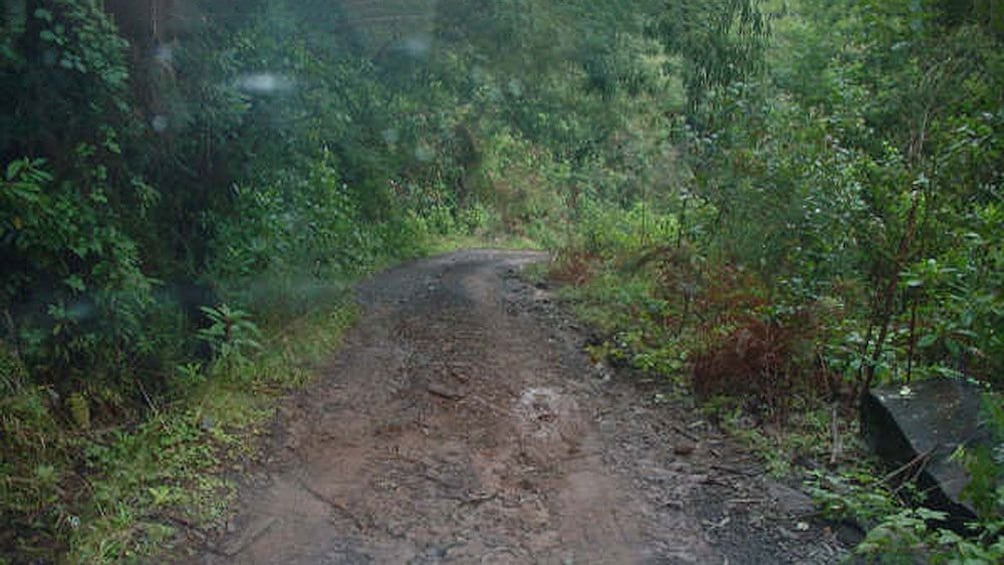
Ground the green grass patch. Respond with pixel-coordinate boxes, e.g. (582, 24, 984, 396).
(63, 301, 358, 563)
(0, 295, 358, 563)
(422, 233, 546, 256)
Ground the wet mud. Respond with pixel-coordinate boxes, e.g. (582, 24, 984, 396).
(192, 250, 846, 564)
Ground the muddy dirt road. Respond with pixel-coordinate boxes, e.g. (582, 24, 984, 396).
(195, 250, 847, 564)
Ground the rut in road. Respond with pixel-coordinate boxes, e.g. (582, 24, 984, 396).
(196, 250, 847, 564)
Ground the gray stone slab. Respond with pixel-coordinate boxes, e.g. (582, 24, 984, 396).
(861, 378, 993, 525)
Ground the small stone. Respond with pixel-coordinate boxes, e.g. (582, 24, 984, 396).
(674, 442, 696, 456)
(665, 500, 685, 510)
(767, 482, 815, 516)
(427, 382, 465, 400)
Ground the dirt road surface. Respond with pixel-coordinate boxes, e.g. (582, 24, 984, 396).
(193, 250, 847, 564)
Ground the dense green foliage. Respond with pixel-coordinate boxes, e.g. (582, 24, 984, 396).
(1, 0, 1001, 561)
(554, 0, 1004, 560)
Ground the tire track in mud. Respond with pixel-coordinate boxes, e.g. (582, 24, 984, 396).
(195, 250, 847, 564)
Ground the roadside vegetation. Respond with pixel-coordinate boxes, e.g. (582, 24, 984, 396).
(1, 0, 1001, 562)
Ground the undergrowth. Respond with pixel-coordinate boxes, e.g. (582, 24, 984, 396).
(1, 296, 357, 563)
(548, 208, 1004, 563)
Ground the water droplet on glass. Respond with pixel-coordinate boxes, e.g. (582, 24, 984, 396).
(414, 143, 435, 162)
(152, 115, 168, 133)
(68, 300, 94, 321)
(153, 44, 173, 65)
(382, 128, 399, 145)
(236, 72, 294, 94)
(400, 36, 431, 58)
(470, 66, 486, 84)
